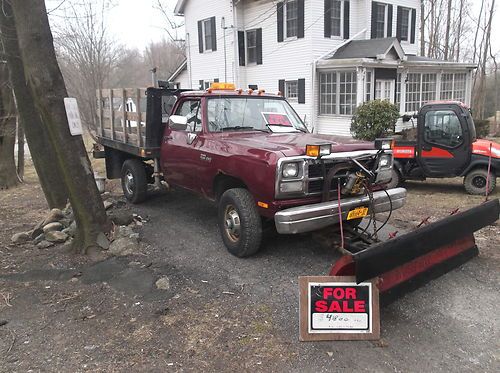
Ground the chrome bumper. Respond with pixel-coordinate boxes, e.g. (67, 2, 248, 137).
(274, 187, 407, 234)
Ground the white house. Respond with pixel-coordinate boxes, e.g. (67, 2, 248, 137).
(173, 0, 476, 136)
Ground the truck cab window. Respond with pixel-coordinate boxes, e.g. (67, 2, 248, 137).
(424, 110, 463, 148)
(175, 99, 202, 132)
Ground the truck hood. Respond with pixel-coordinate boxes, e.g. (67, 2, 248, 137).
(472, 139, 500, 159)
(217, 132, 374, 157)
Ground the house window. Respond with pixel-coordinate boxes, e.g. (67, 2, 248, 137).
(405, 73, 437, 112)
(319, 71, 357, 115)
(331, 1, 342, 37)
(285, 80, 298, 100)
(246, 30, 257, 64)
(399, 7, 410, 42)
(375, 3, 388, 38)
(203, 18, 213, 51)
(285, 0, 298, 38)
(441, 73, 466, 102)
(365, 71, 373, 101)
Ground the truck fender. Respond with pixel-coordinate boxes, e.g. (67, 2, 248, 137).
(459, 155, 498, 177)
(393, 159, 404, 175)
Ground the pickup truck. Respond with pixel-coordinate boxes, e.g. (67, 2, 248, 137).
(95, 83, 406, 257)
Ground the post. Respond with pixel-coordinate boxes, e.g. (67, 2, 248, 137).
(109, 89, 115, 140)
(121, 89, 128, 143)
(136, 88, 142, 147)
(151, 67, 158, 88)
(98, 89, 104, 137)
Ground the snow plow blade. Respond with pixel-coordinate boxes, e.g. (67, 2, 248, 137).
(330, 199, 499, 304)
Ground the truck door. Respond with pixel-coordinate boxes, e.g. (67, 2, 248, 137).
(161, 98, 203, 190)
(417, 105, 472, 177)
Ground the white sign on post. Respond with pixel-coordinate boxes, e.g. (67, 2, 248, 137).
(64, 97, 83, 136)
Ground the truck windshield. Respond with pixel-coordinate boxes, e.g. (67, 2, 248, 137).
(207, 97, 307, 133)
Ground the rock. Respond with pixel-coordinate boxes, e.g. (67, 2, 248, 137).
(108, 211, 134, 226)
(103, 200, 114, 210)
(33, 234, 45, 245)
(96, 232, 110, 250)
(43, 222, 64, 233)
(37, 240, 54, 249)
(116, 225, 135, 238)
(155, 277, 170, 290)
(11, 232, 30, 244)
(109, 237, 138, 256)
(45, 231, 68, 243)
(43, 208, 64, 225)
(101, 192, 111, 201)
(59, 218, 72, 228)
(67, 221, 77, 236)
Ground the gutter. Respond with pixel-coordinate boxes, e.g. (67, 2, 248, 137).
(310, 29, 367, 133)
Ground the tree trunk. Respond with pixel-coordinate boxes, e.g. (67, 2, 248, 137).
(0, 66, 18, 190)
(444, 0, 452, 60)
(17, 119, 24, 181)
(0, 0, 68, 208)
(9, 0, 110, 253)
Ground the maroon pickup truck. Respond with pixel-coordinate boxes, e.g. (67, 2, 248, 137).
(95, 83, 406, 257)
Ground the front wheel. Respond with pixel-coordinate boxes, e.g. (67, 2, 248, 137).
(385, 168, 403, 189)
(218, 188, 262, 257)
(463, 168, 496, 195)
(121, 159, 148, 203)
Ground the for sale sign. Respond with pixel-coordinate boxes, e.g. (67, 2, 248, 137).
(299, 276, 380, 341)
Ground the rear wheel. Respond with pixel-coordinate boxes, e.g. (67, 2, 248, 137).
(385, 168, 403, 189)
(464, 168, 496, 195)
(218, 188, 262, 257)
(121, 159, 148, 203)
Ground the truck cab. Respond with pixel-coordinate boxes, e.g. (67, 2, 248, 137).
(392, 101, 499, 194)
(96, 83, 406, 257)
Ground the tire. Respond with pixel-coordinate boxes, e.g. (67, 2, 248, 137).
(218, 188, 262, 257)
(464, 168, 496, 195)
(385, 168, 403, 189)
(121, 159, 148, 203)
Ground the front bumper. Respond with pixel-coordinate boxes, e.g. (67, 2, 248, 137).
(274, 187, 407, 234)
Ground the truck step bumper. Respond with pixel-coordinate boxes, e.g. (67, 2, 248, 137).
(274, 187, 407, 234)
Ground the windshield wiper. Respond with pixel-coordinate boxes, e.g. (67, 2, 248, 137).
(221, 126, 269, 132)
(266, 123, 307, 133)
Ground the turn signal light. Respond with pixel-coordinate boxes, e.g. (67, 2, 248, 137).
(306, 144, 331, 158)
(210, 82, 236, 90)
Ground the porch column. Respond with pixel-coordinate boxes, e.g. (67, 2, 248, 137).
(399, 69, 408, 114)
(356, 67, 365, 106)
(465, 69, 473, 106)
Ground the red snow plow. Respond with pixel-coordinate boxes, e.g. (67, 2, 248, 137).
(330, 199, 499, 304)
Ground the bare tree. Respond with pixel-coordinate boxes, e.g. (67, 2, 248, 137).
(7, 0, 109, 253)
(0, 64, 18, 190)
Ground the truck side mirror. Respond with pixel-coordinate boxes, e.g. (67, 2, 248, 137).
(169, 115, 188, 130)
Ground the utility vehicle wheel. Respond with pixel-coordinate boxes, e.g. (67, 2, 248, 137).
(464, 168, 496, 195)
(385, 168, 403, 189)
(121, 159, 148, 203)
(218, 188, 262, 257)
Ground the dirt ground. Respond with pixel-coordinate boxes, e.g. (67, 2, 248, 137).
(0, 159, 499, 372)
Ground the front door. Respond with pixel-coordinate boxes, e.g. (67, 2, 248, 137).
(375, 79, 395, 102)
(161, 98, 203, 190)
(417, 105, 472, 176)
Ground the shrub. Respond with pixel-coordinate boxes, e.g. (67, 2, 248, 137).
(473, 119, 490, 138)
(350, 100, 400, 141)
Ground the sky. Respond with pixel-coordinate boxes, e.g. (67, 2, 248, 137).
(46, 0, 499, 55)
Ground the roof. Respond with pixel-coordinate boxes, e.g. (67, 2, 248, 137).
(329, 37, 405, 60)
(168, 59, 187, 81)
(179, 90, 283, 98)
(174, 0, 187, 15)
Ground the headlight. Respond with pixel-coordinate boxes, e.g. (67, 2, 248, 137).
(378, 154, 393, 168)
(282, 162, 299, 178)
(374, 138, 394, 150)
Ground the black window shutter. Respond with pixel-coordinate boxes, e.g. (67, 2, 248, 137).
(387, 4, 393, 37)
(410, 8, 416, 44)
(214, 78, 219, 83)
(238, 31, 245, 66)
(324, 0, 332, 38)
(199, 80, 204, 90)
(343, 1, 350, 39)
(256, 28, 263, 65)
(277, 2, 284, 42)
(298, 79, 306, 104)
(297, 0, 305, 38)
(278, 79, 285, 95)
(210, 17, 217, 51)
(396, 6, 402, 41)
(198, 20, 204, 53)
(371, 2, 378, 39)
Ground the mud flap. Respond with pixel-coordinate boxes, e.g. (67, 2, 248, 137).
(330, 199, 499, 305)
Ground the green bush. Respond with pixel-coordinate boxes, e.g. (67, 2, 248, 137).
(350, 100, 400, 140)
(473, 119, 490, 138)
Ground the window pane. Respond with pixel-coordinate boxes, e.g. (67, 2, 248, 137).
(286, 0, 298, 37)
(247, 30, 257, 63)
(400, 8, 409, 41)
(285, 81, 298, 99)
(204, 19, 212, 50)
(331, 0, 342, 36)
(376, 4, 386, 38)
(424, 110, 463, 147)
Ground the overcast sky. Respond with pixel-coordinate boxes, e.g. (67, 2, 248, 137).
(47, 0, 499, 55)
